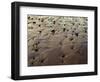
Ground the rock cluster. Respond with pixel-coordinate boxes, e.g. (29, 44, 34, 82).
(27, 15, 88, 66)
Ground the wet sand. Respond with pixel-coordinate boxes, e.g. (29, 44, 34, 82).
(27, 15, 88, 66)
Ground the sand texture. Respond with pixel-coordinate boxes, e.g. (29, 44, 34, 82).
(27, 15, 88, 66)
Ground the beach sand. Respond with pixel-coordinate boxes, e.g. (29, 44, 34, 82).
(27, 15, 88, 66)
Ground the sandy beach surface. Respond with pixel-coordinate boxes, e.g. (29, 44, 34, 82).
(27, 15, 88, 66)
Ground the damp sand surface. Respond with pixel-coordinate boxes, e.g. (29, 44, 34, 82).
(27, 15, 88, 66)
